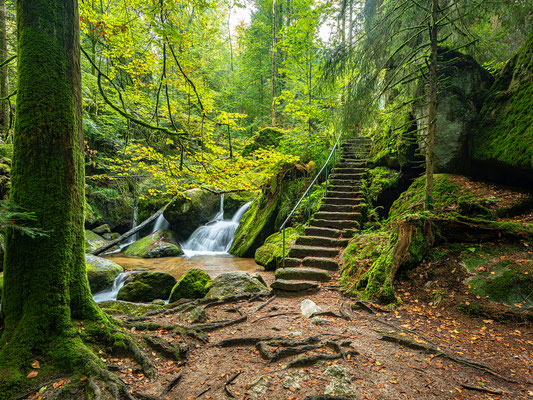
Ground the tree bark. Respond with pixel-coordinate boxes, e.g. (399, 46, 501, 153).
(271, 0, 277, 125)
(1, 0, 100, 366)
(0, 0, 9, 131)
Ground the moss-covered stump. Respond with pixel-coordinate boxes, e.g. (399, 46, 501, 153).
(471, 29, 533, 185)
(85, 254, 124, 293)
(169, 268, 212, 302)
(254, 228, 300, 270)
(117, 271, 177, 302)
(124, 229, 184, 258)
(85, 229, 111, 253)
(241, 127, 285, 156)
(205, 271, 268, 299)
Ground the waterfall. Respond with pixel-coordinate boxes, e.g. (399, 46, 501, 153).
(152, 213, 170, 233)
(92, 271, 137, 303)
(213, 193, 224, 221)
(182, 199, 251, 257)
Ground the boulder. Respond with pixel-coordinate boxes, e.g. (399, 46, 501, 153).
(93, 224, 111, 235)
(414, 49, 494, 172)
(241, 127, 284, 156)
(254, 228, 300, 271)
(124, 229, 183, 258)
(205, 271, 269, 299)
(168, 268, 212, 302)
(85, 185, 134, 232)
(85, 230, 110, 253)
(85, 254, 124, 293)
(117, 271, 177, 303)
(163, 189, 219, 240)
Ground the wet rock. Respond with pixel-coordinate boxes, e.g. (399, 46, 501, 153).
(124, 229, 183, 258)
(254, 228, 300, 270)
(85, 230, 110, 253)
(205, 271, 269, 299)
(117, 271, 177, 303)
(188, 306, 207, 323)
(85, 254, 124, 293)
(169, 268, 212, 302)
(301, 299, 322, 318)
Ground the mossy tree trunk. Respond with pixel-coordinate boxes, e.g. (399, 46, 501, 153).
(0, 0, 103, 386)
(0, 0, 9, 131)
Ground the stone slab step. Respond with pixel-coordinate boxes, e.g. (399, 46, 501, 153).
(328, 184, 360, 191)
(329, 179, 363, 186)
(304, 226, 341, 238)
(319, 203, 364, 213)
(270, 279, 319, 291)
(281, 257, 302, 268)
(275, 267, 331, 282)
(288, 245, 339, 258)
(326, 191, 362, 199)
(336, 162, 366, 169)
(331, 173, 365, 180)
(310, 219, 360, 229)
(334, 167, 366, 174)
(315, 211, 361, 221)
(323, 197, 363, 206)
(296, 236, 348, 248)
(302, 257, 339, 271)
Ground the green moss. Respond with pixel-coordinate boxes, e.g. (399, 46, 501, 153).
(254, 227, 301, 270)
(242, 127, 285, 156)
(471, 29, 533, 169)
(117, 272, 177, 302)
(85, 255, 123, 293)
(169, 268, 212, 302)
(364, 167, 400, 206)
(85, 229, 110, 253)
(85, 185, 134, 228)
(0, 144, 12, 159)
(0, 273, 3, 302)
(98, 300, 163, 316)
(124, 229, 183, 258)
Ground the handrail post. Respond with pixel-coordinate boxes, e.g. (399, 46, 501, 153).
(282, 227, 286, 268)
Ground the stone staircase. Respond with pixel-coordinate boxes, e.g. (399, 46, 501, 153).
(271, 137, 371, 292)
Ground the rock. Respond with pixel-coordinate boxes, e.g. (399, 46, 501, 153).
(300, 299, 322, 318)
(242, 127, 284, 156)
(85, 254, 124, 293)
(311, 317, 330, 326)
(288, 331, 303, 338)
(248, 375, 272, 399)
(187, 306, 207, 323)
(275, 268, 331, 282)
(152, 299, 166, 305)
(103, 232, 121, 241)
(250, 272, 267, 287)
(92, 224, 111, 235)
(163, 189, 219, 239)
(283, 370, 305, 390)
(254, 228, 300, 271)
(169, 268, 212, 302)
(117, 271, 177, 303)
(270, 279, 318, 291)
(85, 230, 110, 253)
(124, 229, 184, 258)
(323, 366, 357, 398)
(85, 185, 134, 232)
(205, 271, 269, 299)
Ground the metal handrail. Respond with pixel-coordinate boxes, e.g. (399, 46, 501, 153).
(279, 132, 343, 267)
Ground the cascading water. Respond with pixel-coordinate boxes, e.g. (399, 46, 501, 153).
(182, 195, 251, 256)
(92, 271, 138, 303)
(152, 213, 170, 233)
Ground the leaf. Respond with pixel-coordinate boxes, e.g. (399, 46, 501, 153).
(27, 371, 39, 379)
(31, 360, 41, 369)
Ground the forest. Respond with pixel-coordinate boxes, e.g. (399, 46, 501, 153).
(0, 0, 532, 399)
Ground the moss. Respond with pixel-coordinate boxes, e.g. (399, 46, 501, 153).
(0, 272, 3, 303)
(98, 300, 162, 316)
(254, 227, 301, 270)
(85, 185, 134, 229)
(85, 229, 110, 253)
(117, 272, 177, 302)
(242, 127, 285, 156)
(0, 143, 12, 159)
(364, 167, 399, 206)
(169, 268, 212, 302)
(85, 255, 123, 293)
(471, 29, 533, 170)
(124, 229, 183, 258)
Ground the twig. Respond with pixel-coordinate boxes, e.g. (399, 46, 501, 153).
(196, 387, 211, 398)
(252, 312, 299, 323)
(255, 295, 276, 312)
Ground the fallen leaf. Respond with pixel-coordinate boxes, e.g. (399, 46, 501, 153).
(31, 360, 41, 369)
(27, 371, 38, 379)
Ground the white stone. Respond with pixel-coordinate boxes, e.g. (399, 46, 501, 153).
(300, 299, 322, 318)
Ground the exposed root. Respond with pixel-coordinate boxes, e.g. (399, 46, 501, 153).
(310, 310, 350, 320)
(160, 370, 183, 397)
(254, 295, 276, 312)
(286, 350, 359, 368)
(88, 377, 102, 400)
(224, 370, 242, 398)
(121, 335, 156, 379)
(252, 312, 299, 323)
(124, 321, 206, 341)
(215, 336, 286, 347)
(460, 382, 505, 395)
(194, 315, 247, 332)
(144, 335, 188, 361)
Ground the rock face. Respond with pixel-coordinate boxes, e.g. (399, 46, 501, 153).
(470, 30, 533, 186)
(117, 271, 177, 302)
(205, 271, 268, 298)
(85, 254, 124, 293)
(124, 229, 183, 258)
(254, 228, 300, 270)
(163, 189, 219, 240)
(85, 230, 110, 253)
(169, 268, 212, 302)
(414, 49, 494, 173)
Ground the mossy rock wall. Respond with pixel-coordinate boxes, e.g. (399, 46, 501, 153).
(470, 29, 533, 186)
(254, 227, 301, 270)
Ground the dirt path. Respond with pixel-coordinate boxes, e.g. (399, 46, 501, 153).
(108, 270, 532, 400)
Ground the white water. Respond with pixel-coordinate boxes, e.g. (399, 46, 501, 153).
(182, 197, 251, 257)
(152, 213, 170, 233)
(92, 271, 138, 303)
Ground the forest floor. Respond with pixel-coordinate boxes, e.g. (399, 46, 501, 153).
(46, 269, 530, 400)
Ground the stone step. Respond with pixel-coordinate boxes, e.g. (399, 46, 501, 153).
(310, 219, 360, 230)
(325, 190, 361, 199)
(281, 257, 302, 268)
(314, 211, 361, 221)
(270, 279, 319, 291)
(304, 226, 341, 238)
(319, 203, 364, 213)
(296, 236, 348, 248)
(329, 179, 363, 186)
(288, 245, 339, 259)
(302, 257, 339, 271)
(275, 267, 331, 282)
(330, 173, 365, 180)
(323, 197, 363, 206)
(336, 162, 366, 169)
(328, 185, 361, 193)
(340, 158, 365, 163)
(334, 167, 366, 174)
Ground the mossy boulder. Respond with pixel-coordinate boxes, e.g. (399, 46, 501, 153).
(205, 271, 268, 299)
(124, 229, 184, 258)
(117, 271, 177, 302)
(85, 254, 124, 293)
(163, 189, 219, 239)
(254, 228, 300, 270)
(85, 185, 135, 232)
(85, 229, 111, 253)
(242, 127, 284, 156)
(168, 268, 212, 302)
(470, 29, 533, 185)
(92, 224, 111, 235)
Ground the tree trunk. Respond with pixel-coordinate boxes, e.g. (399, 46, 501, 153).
(1, 0, 100, 372)
(0, 0, 9, 132)
(271, 0, 277, 125)
(425, 0, 438, 210)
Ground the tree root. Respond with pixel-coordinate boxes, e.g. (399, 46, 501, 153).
(252, 312, 299, 323)
(144, 335, 188, 361)
(215, 336, 286, 347)
(255, 295, 276, 312)
(310, 310, 350, 320)
(121, 335, 156, 379)
(124, 321, 206, 341)
(224, 370, 242, 398)
(460, 382, 505, 395)
(160, 370, 183, 397)
(286, 350, 359, 368)
(194, 315, 247, 332)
